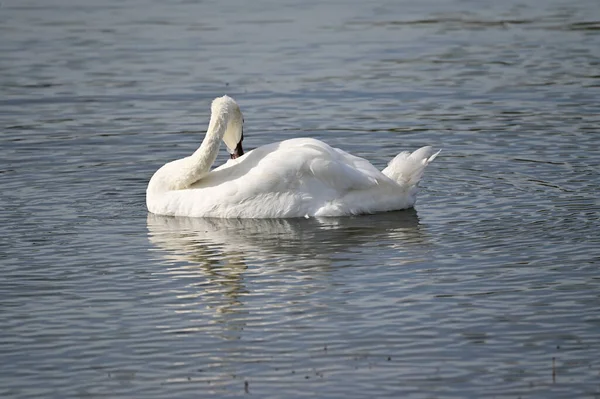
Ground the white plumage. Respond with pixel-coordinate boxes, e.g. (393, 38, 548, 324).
(146, 96, 440, 218)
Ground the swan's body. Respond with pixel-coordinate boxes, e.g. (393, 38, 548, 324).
(147, 96, 440, 218)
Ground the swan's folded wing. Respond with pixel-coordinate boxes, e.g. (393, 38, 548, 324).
(308, 157, 380, 193)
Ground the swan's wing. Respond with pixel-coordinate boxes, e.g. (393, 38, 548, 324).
(334, 148, 386, 179)
(197, 138, 385, 197)
(295, 140, 391, 193)
(308, 157, 379, 192)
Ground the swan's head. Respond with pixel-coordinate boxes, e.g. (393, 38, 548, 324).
(212, 95, 244, 159)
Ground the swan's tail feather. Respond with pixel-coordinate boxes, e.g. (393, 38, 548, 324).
(382, 146, 440, 188)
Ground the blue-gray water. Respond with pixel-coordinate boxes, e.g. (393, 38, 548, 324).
(1, 0, 599, 398)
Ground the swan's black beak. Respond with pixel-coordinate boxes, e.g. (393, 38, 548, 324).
(230, 127, 244, 159)
(230, 141, 244, 159)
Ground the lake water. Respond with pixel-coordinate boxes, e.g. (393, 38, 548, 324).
(1, 0, 599, 397)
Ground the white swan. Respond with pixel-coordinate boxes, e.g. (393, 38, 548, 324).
(146, 95, 440, 218)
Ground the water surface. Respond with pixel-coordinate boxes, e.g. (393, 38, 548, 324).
(1, 0, 599, 398)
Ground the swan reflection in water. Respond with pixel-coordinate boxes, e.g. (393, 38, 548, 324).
(146, 211, 428, 340)
(147, 210, 426, 267)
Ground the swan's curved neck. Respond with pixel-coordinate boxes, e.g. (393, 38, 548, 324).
(149, 109, 228, 193)
(190, 111, 227, 178)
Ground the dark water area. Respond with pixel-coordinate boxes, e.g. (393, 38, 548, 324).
(1, 0, 599, 398)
